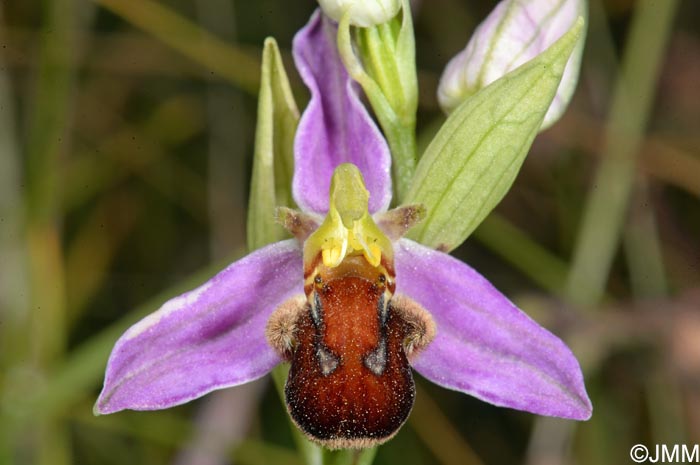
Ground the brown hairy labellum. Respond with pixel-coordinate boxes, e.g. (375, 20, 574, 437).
(266, 254, 434, 449)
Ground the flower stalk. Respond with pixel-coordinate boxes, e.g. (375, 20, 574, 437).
(337, 0, 418, 202)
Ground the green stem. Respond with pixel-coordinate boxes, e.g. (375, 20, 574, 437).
(564, 0, 679, 307)
(329, 448, 378, 465)
(337, 13, 416, 203)
(356, 27, 401, 108)
(385, 119, 417, 204)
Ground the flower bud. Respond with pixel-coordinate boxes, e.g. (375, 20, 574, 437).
(437, 0, 586, 129)
(318, 0, 401, 27)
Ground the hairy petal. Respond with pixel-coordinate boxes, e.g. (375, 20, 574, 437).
(395, 239, 591, 420)
(96, 240, 303, 414)
(292, 10, 392, 214)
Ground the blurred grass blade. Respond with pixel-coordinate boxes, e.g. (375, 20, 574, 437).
(623, 179, 668, 299)
(405, 19, 583, 251)
(0, 20, 30, 465)
(0, 27, 29, 367)
(247, 38, 300, 251)
(565, 0, 679, 307)
(198, 0, 250, 258)
(409, 382, 484, 465)
(19, 0, 83, 463)
(93, 0, 261, 94)
(473, 213, 569, 295)
(65, 193, 140, 321)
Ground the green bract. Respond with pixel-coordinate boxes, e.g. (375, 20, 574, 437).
(405, 18, 584, 251)
(247, 38, 300, 251)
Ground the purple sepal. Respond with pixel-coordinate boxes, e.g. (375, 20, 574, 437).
(395, 239, 592, 420)
(292, 10, 392, 214)
(95, 240, 303, 414)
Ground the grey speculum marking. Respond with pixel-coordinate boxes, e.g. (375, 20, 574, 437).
(311, 292, 340, 376)
(364, 338, 387, 376)
(316, 345, 340, 376)
(364, 292, 389, 376)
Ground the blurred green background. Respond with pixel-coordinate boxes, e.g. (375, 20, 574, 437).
(1, 0, 699, 464)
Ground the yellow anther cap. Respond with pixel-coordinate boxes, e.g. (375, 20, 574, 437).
(304, 164, 392, 269)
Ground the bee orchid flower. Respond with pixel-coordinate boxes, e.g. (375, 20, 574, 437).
(95, 10, 591, 450)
